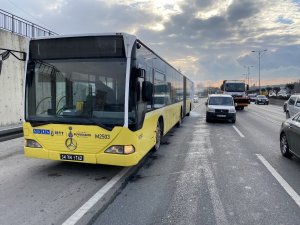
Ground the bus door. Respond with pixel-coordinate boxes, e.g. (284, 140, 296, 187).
(183, 77, 186, 116)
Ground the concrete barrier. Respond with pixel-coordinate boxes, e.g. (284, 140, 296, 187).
(269, 98, 286, 107)
(0, 29, 29, 126)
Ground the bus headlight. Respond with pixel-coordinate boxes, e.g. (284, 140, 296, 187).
(105, 145, 135, 154)
(25, 139, 42, 148)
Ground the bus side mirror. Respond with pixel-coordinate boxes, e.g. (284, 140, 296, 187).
(142, 81, 153, 102)
(0, 61, 2, 75)
(246, 84, 249, 90)
(132, 68, 145, 78)
(205, 101, 208, 106)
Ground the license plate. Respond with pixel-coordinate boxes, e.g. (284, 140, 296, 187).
(60, 154, 84, 161)
(217, 114, 226, 118)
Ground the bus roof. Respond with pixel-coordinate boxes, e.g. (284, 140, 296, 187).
(30, 32, 135, 40)
(30, 32, 193, 82)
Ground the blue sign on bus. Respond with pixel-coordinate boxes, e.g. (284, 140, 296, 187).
(33, 129, 51, 135)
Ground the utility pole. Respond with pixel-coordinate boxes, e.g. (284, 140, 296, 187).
(244, 65, 254, 87)
(251, 50, 267, 94)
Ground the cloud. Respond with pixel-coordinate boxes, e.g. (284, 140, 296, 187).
(1, 0, 300, 86)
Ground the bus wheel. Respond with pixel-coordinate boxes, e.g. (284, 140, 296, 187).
(176, 109, 182, 127)
(153, 121, 162, 151)
(186, 104, 191, 116)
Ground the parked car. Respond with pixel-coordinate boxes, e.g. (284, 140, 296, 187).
(278, 90, 288, 97)
(255, 95, 269, 105)
(280, 112, 300, 158)
(269, 92, 276, 97)
(193, 95, 199, 103)
(248, 94, 257, 102)
(286, 94, 300, 118)
(205, 94, 236, 123)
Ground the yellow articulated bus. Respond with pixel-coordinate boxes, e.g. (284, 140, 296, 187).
(24, 33, 193, 166)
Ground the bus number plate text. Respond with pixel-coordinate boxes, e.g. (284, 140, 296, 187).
(60, 154, 84, 161)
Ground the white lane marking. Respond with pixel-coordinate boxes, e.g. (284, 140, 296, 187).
(256, 154, 300, 208)
(62, 168, 130, 225)
(232, 125, 245, 138)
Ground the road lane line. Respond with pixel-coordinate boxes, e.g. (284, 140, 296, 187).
(256, 154, 300, 208)
(62, 168, 130, 225)
(232, 125, 245, 138)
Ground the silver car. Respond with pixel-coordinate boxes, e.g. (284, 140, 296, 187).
(286, 94, 300, 118)
(280, 112, 300, 158)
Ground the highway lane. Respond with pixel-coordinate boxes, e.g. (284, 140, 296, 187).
(94, 100, 300, 225)
(0, 138, 122, 225)
(239, 103, 300, 197)
(1, 100, 300, 225)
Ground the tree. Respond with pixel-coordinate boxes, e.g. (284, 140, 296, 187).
(286, 82, 295, 94)
(273, 87, 280, 95)
(220, 83, 224, 91)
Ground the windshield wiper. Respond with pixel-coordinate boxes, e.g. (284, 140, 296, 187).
(85, 118, 113, 131)
(28, 118, 113, 131)
(29, 121, 53, 127)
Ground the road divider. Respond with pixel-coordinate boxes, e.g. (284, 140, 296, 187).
(0, 126, 23, 142)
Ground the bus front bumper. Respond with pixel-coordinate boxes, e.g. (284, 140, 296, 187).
(24, 147, 140, 167)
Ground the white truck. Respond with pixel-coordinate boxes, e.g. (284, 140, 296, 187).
(221, 80, 250, 110)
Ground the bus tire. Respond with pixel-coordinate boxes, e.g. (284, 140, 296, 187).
(152, 120, 162, 152)
(176, 108, 183, 127)
(186, 104, 191, 116)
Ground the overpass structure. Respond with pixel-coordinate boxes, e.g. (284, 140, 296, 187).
(0, 8, 57, 137)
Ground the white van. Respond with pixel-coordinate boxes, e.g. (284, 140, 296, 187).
(205, 94, 236, 123)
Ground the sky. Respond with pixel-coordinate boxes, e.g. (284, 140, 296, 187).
(1, 0, 300, 88)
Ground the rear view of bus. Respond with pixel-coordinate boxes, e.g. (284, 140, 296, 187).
(24, 33, 192, 166)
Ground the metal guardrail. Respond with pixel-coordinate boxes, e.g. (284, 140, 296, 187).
(0, 8, 58, 38)
(0, 126, 23, 142)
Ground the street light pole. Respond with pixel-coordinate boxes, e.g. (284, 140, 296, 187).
(243, 65, 253, 86)
(251, 49, 267, 94)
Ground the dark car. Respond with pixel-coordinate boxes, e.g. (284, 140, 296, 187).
(280, 112, 300, 158)
(255, 95, 269, 105)
(248, 94, 257, 102)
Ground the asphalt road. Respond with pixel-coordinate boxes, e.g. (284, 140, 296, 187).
(1, 100, 300, 225)
(93, 100, 300, 225)
(0, 138, 123, 225)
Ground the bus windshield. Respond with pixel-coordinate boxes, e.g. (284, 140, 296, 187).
(25, 58, 127, 129)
